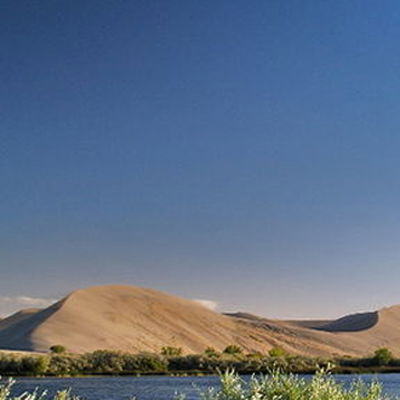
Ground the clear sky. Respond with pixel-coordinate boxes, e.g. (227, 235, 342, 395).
(2, 0, 400, 319)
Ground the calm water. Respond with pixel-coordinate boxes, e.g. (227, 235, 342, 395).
(8, 374, 400, 400)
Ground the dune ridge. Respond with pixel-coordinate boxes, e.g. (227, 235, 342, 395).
(0, 285, 399, 356)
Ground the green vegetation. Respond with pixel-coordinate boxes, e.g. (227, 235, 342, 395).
(50, 345, 67, 354)
(0, 378, 79, 400)
(85, 350, 167, 374)
(268, 346, 287, 358)
(223, 345, 243, 356)
(0, 354, 51, 376)
(204, 347, 220, 358)
(0, 351, 167, 376)
(179, 368, 395, 400)
(0, 346, 400, 376)
(161, 346, 183, 357)
(373, 348, 394, 366)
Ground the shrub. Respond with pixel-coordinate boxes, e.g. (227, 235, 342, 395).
(168, 355, 204, 371)
(176, 368, 392, 400)
(204, 347, 220, 358)
(161, 346, 183, 357)
(50, 345, 67, 354)
(47, 355, 87, 376)
(223, 345, 243, 356)
(83, 350, 167, 374)
(36, 356, 50, 375)
(122, 352, 167, 372)
(268, 346, 287, 358)
(0, 378, 79, 400)
(0, 354, 50, 376)
(373, 347, 393, 366)
(85, 350, 125, 373)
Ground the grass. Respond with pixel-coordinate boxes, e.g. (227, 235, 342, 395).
(0, 368, 395, 400)
(0, 378, 79, 400)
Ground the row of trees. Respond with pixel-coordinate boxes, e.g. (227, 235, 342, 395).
(0, 346, 397, 376)
(0, 351, 168, 376)
(161, 344, 287, 358)
(51, 343, 287, 359)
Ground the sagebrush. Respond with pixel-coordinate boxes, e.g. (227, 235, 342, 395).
(182, 368, 394, 400)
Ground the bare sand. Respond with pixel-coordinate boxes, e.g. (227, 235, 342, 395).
(0, 284, 399, 357)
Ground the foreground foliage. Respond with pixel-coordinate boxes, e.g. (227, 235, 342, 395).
(0, 378, 79, 400)
(182, 369, 394, 400)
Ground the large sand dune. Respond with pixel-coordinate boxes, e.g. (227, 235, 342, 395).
(0, 285, 279, 354)
(1, 285, 400, 356)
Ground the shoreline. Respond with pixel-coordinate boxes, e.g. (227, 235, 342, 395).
(7, 367, 400, 378)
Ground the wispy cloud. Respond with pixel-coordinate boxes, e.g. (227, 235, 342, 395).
(193, 299, 218, 311)
(0, 296, 56, 317)
(0, 296, 56, 307)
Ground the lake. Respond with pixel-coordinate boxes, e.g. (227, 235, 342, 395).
(9, 374, 400, 400)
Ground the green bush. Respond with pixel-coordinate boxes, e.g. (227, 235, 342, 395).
(268, 346, 286, 357)
(122, 352, 167, 372)
(23, 356, 50, 375)
(50, 345, 67, 354)
(176, 368, 393, 400)
(47, 355, 87, 376)
(204, 347, 220, 358)
(168, 355, 204, 371)
(0, 354, 50, 376)
(373, 348, 393, 366)
(85, 350, 125, 373)
(223, 345, 243, 356)
(83, 350, 167, 374)
(161, 346, 183, 357)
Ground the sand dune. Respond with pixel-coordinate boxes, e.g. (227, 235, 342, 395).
(0, 285, 400, 356)
(0, 285, 280, 354)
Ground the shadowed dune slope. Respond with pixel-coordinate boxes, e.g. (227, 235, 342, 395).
(285, 312, 379, 332)
(0, 309, 40, 331)
(1, 285, 400, 357)
(315, 312, 379, 332)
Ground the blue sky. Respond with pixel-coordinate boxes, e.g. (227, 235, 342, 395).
(2, 0, 400, 318)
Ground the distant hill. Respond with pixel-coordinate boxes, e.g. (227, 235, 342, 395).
(0, 284, 400, 356)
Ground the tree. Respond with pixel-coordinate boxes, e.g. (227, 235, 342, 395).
(373, 348, 393, 366)
(49, 345, 66, 354)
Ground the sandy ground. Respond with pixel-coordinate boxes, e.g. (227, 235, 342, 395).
(0, 284, 399, 357)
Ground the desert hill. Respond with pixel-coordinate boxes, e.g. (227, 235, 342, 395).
(0, 285, 281, 354)
(1, 285, 400, 357)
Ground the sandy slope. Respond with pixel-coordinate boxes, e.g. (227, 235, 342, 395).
(0, 285, 280, 353)
(1, 285, 400, 356)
